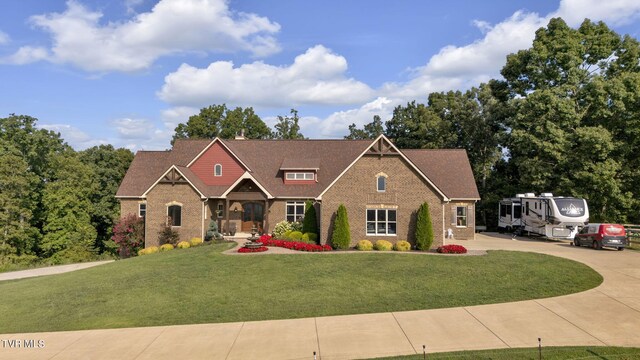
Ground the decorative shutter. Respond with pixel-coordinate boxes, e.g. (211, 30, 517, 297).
(450, 205, 456, 226)
(467, 205, 474, 228)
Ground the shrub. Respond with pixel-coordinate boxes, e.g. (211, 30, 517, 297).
(159, 244, 174, 252)
(437, 244, 468, 254)
(273, 220, 293, 239)
(289, 231, 303, 241)
(158, 219, 180, 246)
(190, 238, 203, 247)
(177, 241, 191, 249)
(47, 245, 97, 265)
(290, 221, 303, 232)
(301, 233, 318, 244)
(138, 248, 147, 256)
(415, 202, 434, 251)
(374, 240, 393, 251)
(111, 213, 145, 258)
(331, 204, 351, 249)
(356, 240, 373, 251)
(146, 246, 159, 254)
(394, 240, 411, 251)
(302, 200, 318, 234)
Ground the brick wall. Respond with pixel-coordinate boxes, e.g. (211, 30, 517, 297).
(444, 201, 476, 241)
(119, 199, 142, 219)
(320, 155, 445, 249)
(145, 183, 204, 247)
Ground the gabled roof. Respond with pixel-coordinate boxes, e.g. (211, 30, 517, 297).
(403, 149, 480, 200)
(116, 137, 480, 201)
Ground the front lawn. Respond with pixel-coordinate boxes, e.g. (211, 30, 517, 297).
(0, 243, 602, 333)
(371, 346, 640, 360)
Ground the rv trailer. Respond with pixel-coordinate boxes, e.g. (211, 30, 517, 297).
(499, 193, 589, 240)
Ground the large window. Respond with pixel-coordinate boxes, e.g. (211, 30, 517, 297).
(138, 203, 146, 217)
(168, 205, 182, 227)
(214, 164, 222, 177)
(285, 172, 314, 180)
(456, 206, 467, 227)
(366, 209, 397, 235)
(286, 201, 305, 222)
(377, 176, 386, 192)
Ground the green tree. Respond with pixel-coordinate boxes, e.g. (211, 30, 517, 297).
(302, 200, 318, 235)
(499, 17, 640, 222)
(415, 202, 434, 250)
(331, 204, 351, 249)
(271, 109, 305, 139)
(79, 145, 134, 251)
(0, 138, 39, 260)
(40, 151, 98, 258)
(172, 104, 271, 144)
(385, 101, 454, 149)
(345, 115, 384, 139)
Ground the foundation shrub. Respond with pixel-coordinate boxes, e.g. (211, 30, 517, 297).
(356, 240, 373, 251)
(189, 238, 203, 247)
(374, 240, 393, 251)
(159, 244, 174, 252)
(394, 240, 411, 251)
(177, 241, 191, 249)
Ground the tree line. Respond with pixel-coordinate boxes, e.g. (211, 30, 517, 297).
(2, 17, 639, 268)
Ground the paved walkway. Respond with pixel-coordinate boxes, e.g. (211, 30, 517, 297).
(2, 234, 640, 359)
(0, 260, 114, 282)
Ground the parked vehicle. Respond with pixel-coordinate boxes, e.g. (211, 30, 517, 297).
(573, 223, 628, 250)
(499, 193, 589, 240)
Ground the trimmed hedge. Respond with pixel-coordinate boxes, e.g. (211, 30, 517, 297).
(356, 240, 373, 251)
(415, 202, 434, 250)
(331, 204, 351, 249)
(302, 200, 318, 234)
(159, 244, 174, 252)
(394, 240, 411, 251)
(177, 241, 191, 249)
(374, 240, 393, 251)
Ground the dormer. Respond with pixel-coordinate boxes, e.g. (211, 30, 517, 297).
(280, 158, 319, 184)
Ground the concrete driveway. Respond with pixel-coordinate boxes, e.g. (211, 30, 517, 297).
(1, 233, 639, 360)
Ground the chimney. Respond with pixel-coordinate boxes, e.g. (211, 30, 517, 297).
(234, 128, 245, 140)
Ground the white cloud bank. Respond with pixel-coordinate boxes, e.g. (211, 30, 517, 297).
(2, 0, 280, 72)
(158, 45, 375, 107)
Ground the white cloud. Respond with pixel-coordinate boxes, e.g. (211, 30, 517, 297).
(125, 0, 144, 14)
(158, 45, 375, 108)
(11, 0, 280, 72)
(317, 97, 395, 137)
(39, 124, 108, 150)
(1, 46, 49, 65)
(110, 117, 156, 139)
(554, 0, 640, 26)
(0, 31, 9, 45)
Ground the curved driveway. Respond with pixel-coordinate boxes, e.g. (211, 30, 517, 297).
(1, 233, 640, 359)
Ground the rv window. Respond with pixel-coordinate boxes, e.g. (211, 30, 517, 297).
(506, 205, 512, 216)
(513, 205, 521, 219)
(500, 204, 507, 217)
(526, 202, 529, 216)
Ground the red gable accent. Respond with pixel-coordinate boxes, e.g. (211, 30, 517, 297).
(188, 141, 245, 186)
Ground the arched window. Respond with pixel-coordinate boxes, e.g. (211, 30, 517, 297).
(377, 175, 386, 192)
(168, 205, 182, 227)
(214, 164, 222, 177)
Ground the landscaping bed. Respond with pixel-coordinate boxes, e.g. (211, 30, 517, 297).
(0, 243, 602, 333)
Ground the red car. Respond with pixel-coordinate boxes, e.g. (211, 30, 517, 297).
(573, 223, 628, 250)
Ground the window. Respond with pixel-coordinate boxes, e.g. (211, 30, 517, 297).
(168, 205, 182, 227)
(286, 201, 305, 222)
(217, 203, 224, 218)
(456, 206, 467, 227)
(285, 172, 314, 180)
(366, 209, 397, 235)
(138, 203, 146, 217)
(513, 205, 522, 219)
(377, 176, 386, 192)
(214, 164, 222, 177)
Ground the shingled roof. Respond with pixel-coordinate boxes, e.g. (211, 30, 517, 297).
(116, 137, 479, 200)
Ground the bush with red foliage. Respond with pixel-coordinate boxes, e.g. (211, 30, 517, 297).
(238, 246, 268, 253)
(436, 244, 467, 254)
(111, 214, 145, 258)
(259, 234, 331, 252)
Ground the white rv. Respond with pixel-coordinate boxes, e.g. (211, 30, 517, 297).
(498, 195, 524, 232)
(499, 193, 589, 240)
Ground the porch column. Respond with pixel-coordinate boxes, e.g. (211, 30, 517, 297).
(225, 198, 230, 235)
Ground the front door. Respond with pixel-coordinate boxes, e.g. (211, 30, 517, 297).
(242, 202, 264, 232)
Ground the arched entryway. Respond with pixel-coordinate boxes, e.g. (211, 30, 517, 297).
(242, 202, 264, 232)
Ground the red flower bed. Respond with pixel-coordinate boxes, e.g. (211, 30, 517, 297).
(437, 244, 467, 254)
(238, 246, 268, 253)
(259, 234, 332, 252)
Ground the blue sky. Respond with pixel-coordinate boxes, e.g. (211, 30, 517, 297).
(1, 0, 640, 150)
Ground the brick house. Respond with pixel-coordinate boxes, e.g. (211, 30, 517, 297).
(116, 135, 480, 248)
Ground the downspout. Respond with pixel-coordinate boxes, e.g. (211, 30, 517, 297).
(202, 199, 206, 240)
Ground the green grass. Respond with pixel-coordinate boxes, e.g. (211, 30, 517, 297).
(0, 243, 602, 333)
(371, 346, 640, 359)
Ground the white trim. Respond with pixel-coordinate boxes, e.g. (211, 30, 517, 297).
(138, 203, 147, 218)
(280, 167, 320, 171)
(214, 163, 222, 177)
(365, 208, 397, 236)
(167, 203, 182, 227)
(115, 196, 146, 199)
(450, 198, 481, 201)
(317, 135, 450, 201)
(141, 165, 207, 199)
(219, 171, 274, 199)
(201, 200, 206, 240)
(186, 138, 251, 171)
